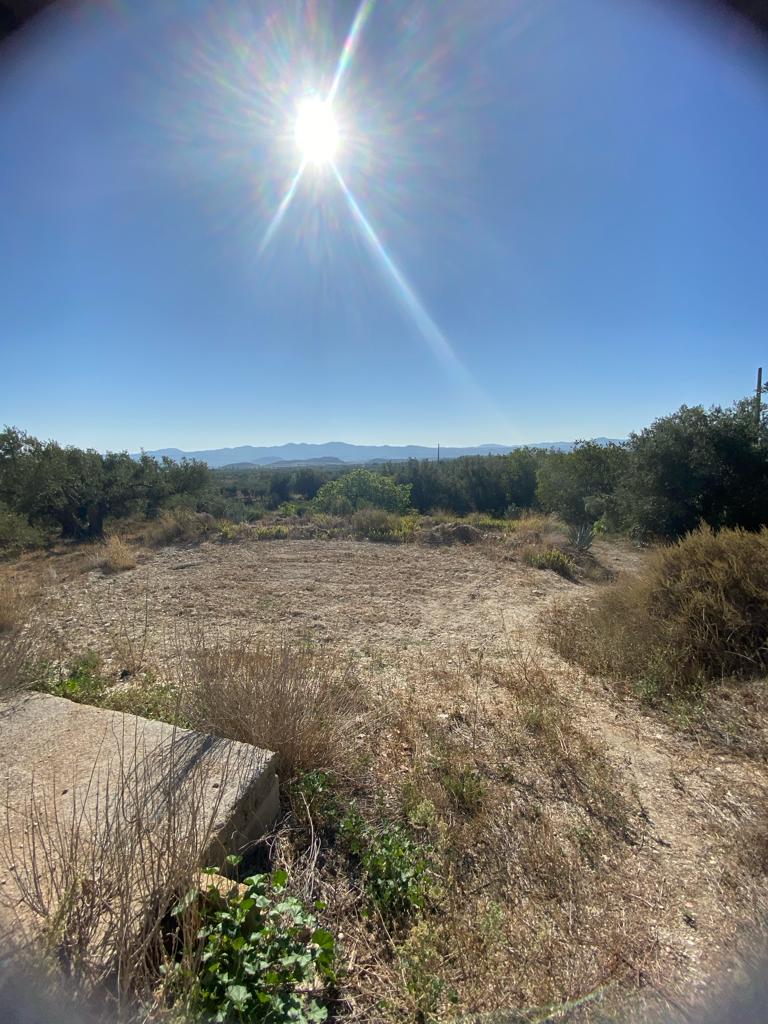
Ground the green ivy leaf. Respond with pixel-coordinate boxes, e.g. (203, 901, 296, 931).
(170, 887, 198, 917)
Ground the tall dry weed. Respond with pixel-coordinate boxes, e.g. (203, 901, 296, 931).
(178, 631, 366, 777)
(92, 536, 137, 575)
(0, 579, 41, 696)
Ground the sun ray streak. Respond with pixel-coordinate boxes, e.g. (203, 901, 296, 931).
(258, 161, 306, 255)
(333, 165, 468, 380)
(328, 0, 376, 104)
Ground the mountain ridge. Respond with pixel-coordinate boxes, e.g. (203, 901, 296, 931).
(136, 439, 623, 469)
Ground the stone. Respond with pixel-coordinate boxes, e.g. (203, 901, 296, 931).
(0, 693, 280, 941)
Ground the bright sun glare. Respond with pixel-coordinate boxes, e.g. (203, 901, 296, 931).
(294, 97, 339, 166)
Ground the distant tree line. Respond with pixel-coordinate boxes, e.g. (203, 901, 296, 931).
(0, 427, 211, 547)
(2, 393, 766, 550)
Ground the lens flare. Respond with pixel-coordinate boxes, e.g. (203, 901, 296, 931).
(328, 0, 376, 103)
(258, 161, 306, 256)
(294, 97, 338, 166)
(333, 165, 468, 382)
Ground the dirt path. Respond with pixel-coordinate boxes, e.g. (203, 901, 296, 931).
(566, 669, 767, 996)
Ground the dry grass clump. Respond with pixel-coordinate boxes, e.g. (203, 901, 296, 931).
(0, 579, 40, 695)
(178, 632, 366, 778)
(421, 521, 483, 546)
(92, 535, 137, 574)
(0, 577, 30, 635)
(143, 509, 216, 547)
(505, 513, 565, 547)
(543, 526, 768, 703)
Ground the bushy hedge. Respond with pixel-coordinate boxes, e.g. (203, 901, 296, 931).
(544, 525, 768, 697)
(313, 468, 412, 515)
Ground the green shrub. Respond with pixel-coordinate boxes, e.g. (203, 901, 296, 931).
(172, 862, 335, 1023)
(339, 809, 430, 923)
(314, 469, 411, 515)
(536, 442, 627, 526)
(275, 501, 301, 518)
(522, 547, 577, 579)
(618, 402, 768, 540)
(544, 525, 768, 698)
(0, 503, 46, 554)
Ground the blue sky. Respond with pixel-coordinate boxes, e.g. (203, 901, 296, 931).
(1, 0, 767, 451)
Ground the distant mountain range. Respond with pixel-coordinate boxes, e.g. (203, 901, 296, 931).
(137, 440, 623, 469)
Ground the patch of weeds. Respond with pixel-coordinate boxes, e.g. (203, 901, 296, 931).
(352, 509, 407, 543)
(438, 763, 486, 815)
(522, 547, 577, 579)
(520, 701, 560, 738)
(170, 858, 336, 1023)
(570, 823, 603, 868)
(45, 651, 109, 704)
(217, 521, 249, 543)
(400, 782, 438, 831)
(290, 773, 433, 927)
(291, 770, 343, 827)
(99, 677, 186, 724)
(254, 525, 290, 541)
(396, 920, 458, 1019)
(339, 807, 432, 924)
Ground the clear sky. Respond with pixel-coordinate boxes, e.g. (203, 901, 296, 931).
(1, 0, 767, 451)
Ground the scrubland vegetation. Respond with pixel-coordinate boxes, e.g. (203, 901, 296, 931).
(0, 390, 767, 1022)
(2, 391, 767, 556)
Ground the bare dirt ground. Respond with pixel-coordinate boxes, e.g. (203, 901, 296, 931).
(24, 537, 640, 667)
(42, 539, 571, 658)
(4, 535, 767, 1012)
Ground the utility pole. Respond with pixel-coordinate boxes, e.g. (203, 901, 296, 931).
(756, 367, 764, 442)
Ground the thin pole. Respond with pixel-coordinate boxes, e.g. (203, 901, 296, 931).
(756, 367, 763, 441)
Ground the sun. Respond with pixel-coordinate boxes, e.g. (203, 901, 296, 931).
(294, 97, 339, 167)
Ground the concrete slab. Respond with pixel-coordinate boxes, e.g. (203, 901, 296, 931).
(0, 693, 280, 943)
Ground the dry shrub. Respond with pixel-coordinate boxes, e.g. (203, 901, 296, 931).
(0, 729, 237, 1018)
(92, 535, 137, 574)
(143, 510, 216, 548)
(178, 633, 365, 777)
(352, 507, 400, 542)
(0, 580, 40, 696)
(543, 525, 768, 699)
(0, 578, 29, 635)
(506, 514, 566, 549)
(422, 521, 483, 546)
